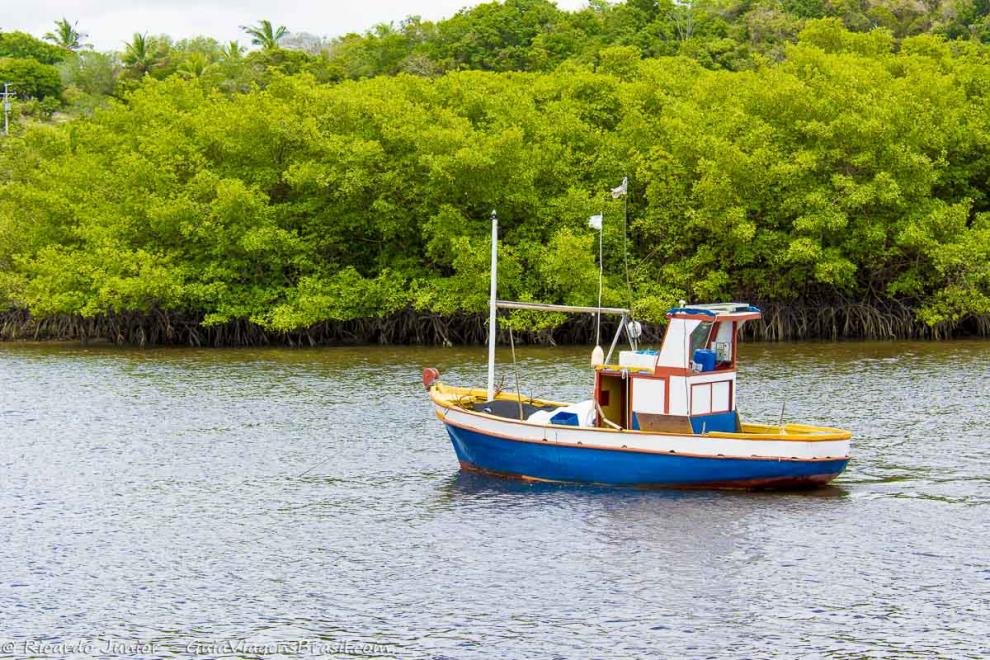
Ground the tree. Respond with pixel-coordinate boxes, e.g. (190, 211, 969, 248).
(121, 33, 167, 76)
(241, 20, 288, 50)
(428, 0, 566, 71)
(44, 18, 87, 51)
(0, 57, 62, 98)
(58, 50, 117, 96)
(0, 31, 67, 64)
(221, 41, 245, 61)
(3, 12, 990, 342)
(177, 51, 211, 78)
(671, 0, 698, 42)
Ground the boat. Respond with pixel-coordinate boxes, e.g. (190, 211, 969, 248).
(423, 212, 852, 490)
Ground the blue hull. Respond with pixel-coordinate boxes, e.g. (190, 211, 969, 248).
(445, 424, 848, 489)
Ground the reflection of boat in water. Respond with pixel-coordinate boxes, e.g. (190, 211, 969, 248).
(423, 213, 852, 490)
(440, 470, 849, 501)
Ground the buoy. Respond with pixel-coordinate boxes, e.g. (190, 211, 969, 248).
(591, 345, 605, 366)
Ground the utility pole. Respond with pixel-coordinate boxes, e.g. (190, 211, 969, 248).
(1, 83, 12, 136)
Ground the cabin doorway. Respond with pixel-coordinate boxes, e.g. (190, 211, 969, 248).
(595, 373, 627, 429)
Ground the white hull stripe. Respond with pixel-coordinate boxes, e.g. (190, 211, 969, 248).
(437, 405, 850, 462)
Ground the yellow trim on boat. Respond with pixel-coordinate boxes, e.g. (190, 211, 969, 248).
(429, 382, 852, 442)
(595, 364, 654, 373)
(430, 382, 570, 409)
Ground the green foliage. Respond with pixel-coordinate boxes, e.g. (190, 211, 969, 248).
(0, 57, 62, 99)
(120, 33, 170, 78)
(797, 17, 894, 54)
(428, 0, 566, 71)
(313, 0, 990, 79)
(1, 10, 989, 335)
(44, 18, 87, 51)
(59, 50, 117, 96)
(241, 20, 288, 51)
(0, 31, 67, 64)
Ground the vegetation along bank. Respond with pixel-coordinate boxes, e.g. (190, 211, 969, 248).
(1, 1, 989, 345)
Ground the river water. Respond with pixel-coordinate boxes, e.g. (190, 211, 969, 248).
(0, 340, 987, 658)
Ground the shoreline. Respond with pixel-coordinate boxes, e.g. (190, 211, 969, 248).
(2, 304, 987, 347)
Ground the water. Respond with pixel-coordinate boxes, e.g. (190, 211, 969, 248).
(0, 341, 988, 658)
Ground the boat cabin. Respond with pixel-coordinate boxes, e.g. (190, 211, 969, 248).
(594, 303, 761, 434)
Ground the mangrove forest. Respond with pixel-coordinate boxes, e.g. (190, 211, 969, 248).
(1, 0, 989, 344)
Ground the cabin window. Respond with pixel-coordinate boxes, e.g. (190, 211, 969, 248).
(712, 381, 732, 412)
(691, 383, 712, 415)
(631, 377, 666, 415)
(710, 321, 735, 366)
(689, 321, 713, 358)
(691, 381, 733, 415)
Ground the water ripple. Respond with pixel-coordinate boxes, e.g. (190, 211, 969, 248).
(0, 341, 987, 657)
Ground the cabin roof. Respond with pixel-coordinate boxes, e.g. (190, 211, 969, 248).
(667, 302, 762, 321)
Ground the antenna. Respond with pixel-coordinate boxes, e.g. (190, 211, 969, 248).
(622, 177, 631, 310)
(610, 175, 631, 310)
(596, 210, 603, 347)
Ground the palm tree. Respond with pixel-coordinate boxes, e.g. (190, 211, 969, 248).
(121, 33, 165, 76)
(240, 20, 287, 50)
(177, 51, 211, 79)
(44, 17, 86, 51)
(221, 41, 245, 61)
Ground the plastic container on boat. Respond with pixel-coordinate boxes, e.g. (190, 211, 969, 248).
(550, 411, 579, 426)
(693, 349, 717, 372)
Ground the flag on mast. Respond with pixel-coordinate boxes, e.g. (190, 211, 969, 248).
(611, 176, 628, 199)
(588, 214, 603, 230)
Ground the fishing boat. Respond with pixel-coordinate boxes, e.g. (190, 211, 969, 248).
(423, 212, 852, 489)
